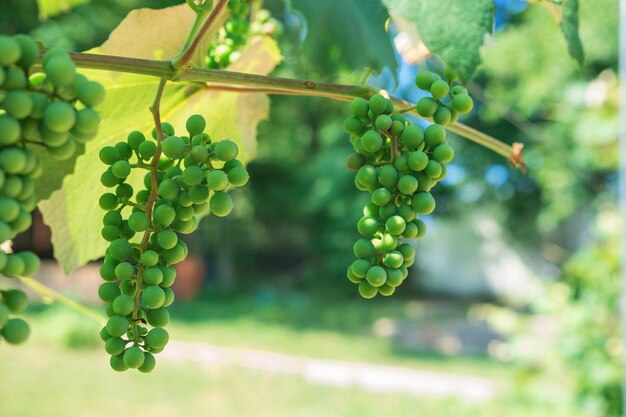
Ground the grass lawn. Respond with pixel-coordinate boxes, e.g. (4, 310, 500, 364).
(0, 292, 584, 417)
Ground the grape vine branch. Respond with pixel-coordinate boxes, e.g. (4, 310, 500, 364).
(60, 51, 525, 170)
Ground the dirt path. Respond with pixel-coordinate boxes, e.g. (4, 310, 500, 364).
(162, 341, 498, 402)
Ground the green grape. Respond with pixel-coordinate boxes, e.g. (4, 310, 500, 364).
(408, 151, 429, 172)
(432, 143, 454, 164)
(358, 281, 377, 299)
(103, 210, 123, 227)
(138, 352, 156, 373)
(98, 282, 121, 303)
(399, 126, 424, 150)
(123, 346, 145, 369)
(109, 239, 133, 261)
(398, 243, 416, 260)
(47, 139, 77, 161)
(161, 136, 187, 159)
(188, 185, 209, 204)
(210, 192, 233, 217)
(227, 167, 249, 187)
(153, 204, 176, 227)
(350, 259, 371, 278)
(398, 204, 416, 222)
(99, 193, 118, 210)
(368, 94, 388, 115)
(385, 216, 406, 236)
(111, 160, 131, 179)
(158, 179, 180, 200)
(0, 36, 21, 66)
(77, 81, 105, 107)
(114, 262, 134, 280)
(415, 71, 437, 90)
(112, 295, 134, 316)
(2, 289, 28, 314)
(356, 165, 377, 187)
(45, 56, 76, 87)
(0, 148, 26, 174)
(186, 114, 206, 136)
(414, 219, 427, 237)
(157, 230, 178, 250)
(190, 145, 209, 163)
(126, 131, 145, 149)
(433, 107, 451, 125)
(3, 91, 33, 119)
(214, 140, 238, 161)
(386, 268, 404, 287)
(19, 251, 40, 276)
(0, 116, 21, 145)
(378, 166, 398, 188)
(375, 115, 392, 131)
(366, 266, 386, 287)
(162, 241, 188, 265)
(182, 166, 204, 186)
(397, 175, 418, 195)
(143, 267, 163, 286)
(361, 130, 383, 153)
(105, 337, 126, 356)
(378, 284, 395, 296)
(43, 102, 76, 133)
(353, 239, 375, 259)
(402, 222, 418, 238)
(347, 268, 362, 283)
(3, 67, 27, 89)
(425, 160, 443, 179)
(424, 124, 446, 148)
(0, 198, 19, 222)
(394, 155, 409, 172)
(145, 327, 169, 349)
(430, 80, 450, 99)
(357, 216, 379, 237)
(106, 315, 129, 337)
(383, 251, 404, 269)
(416, 97, 438, 118)
(14, 34, 38, 69)
(147, 308, 170, 327)
(2, 318, 30, 344)
(350, 98, 369, 117)
(3, 255, 25, 277)
(128, 211, 150, 232)
(74, 108, 101, 135)
(371, 188, 391, 206)
(99, 147, 121, 166)
(109, 354, 128, 372)
(343, 116, 362, 135)
(411, 192, 436, 214)
(452, 93, 473, 114)
(140, 250, 159, 267)
(138, 140, 157, 160)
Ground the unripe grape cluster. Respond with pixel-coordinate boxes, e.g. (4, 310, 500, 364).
(344, 70, 473, 298)
(206, 0, 282, 69)
(0, 35, 103, 343)
(98, 114, 249, 372)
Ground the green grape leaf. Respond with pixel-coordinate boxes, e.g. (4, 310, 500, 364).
(38, 4, 281, 274)
(37, 0, 89, 19)
(560, 0, 584, 64)
(383, 0, 495, 82)
(291, 0, 397, 76)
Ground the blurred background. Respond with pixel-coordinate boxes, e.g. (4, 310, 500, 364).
(0, 0, 620, 416)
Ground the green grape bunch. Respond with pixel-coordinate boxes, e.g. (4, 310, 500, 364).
(0, 34, 103, 343)
(97, 114, 249, 372)
(343, 70, 473, 299)
(206, 0, 282, 69)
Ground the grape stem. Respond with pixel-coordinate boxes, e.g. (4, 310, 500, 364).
(17, 276, 105, 325)
(170, 0, 230, 69)
(63, 51, 525, 169)
(130, 78, 168, 340)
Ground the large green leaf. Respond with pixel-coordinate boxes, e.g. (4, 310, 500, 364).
(292, 0, 397, 76)
(560, 0, 584, 64)
(37, 0, 89, 19)
(38, 4, 282, 274)
(383, 0, 494, 82)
